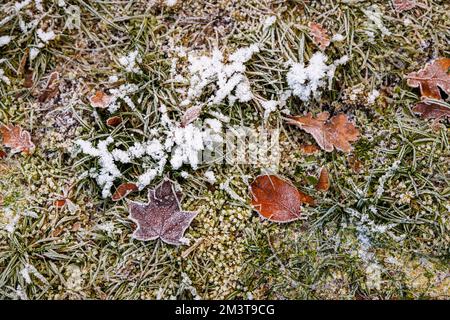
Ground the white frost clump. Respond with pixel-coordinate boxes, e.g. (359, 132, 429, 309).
(20, 264, 47, 285)
(0, 68, 10, 85)
(261, 100, 278, 119)
(36, 28, 56, 43)
(165, 0, 177, 6)
(362, 5, 391, 37)
(204, 171, 216, 184)
(263, 16, 276, 30)
(75, 137, 122, 198)
(107, 83, 139, 113)
(118, 50, 142, 73)
(0, 35, 11, 47)
(331, 33, 345, 42)
(182, 44, 259, 106)
(367, 89, 380, 105)
(29, 48, 40, 61)
(286, 52, 348, 102)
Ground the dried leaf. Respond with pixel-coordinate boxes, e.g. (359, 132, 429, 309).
(0, 150, 6, 158)
(286, 112, 360, 153)
(106, 116, 122, 127)
(0, 124, 35, 154)
(309, 22, 330, 51)
(54, 199, 66, 207)
(17, 48, 29, 77)
(412, 101, 450, 120)
(24, 70, 34, 88)
(348, 154, 362, 173)
(300, 144, 320, 154)
(38, 71, 60, 103)
(392, 0, 422, 12)
(181, 105, 202, 127)
(315, 166, 330, 191)
(89, 90, 111, 109)
(406, 58, 450, 100)
(250, 175, 314, 223)
(128, 180, 198, 245)
(112, 183, 138, 201)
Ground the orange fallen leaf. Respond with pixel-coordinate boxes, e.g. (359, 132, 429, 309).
(106, 116, 122, 127)
(286, 112, 360, 153)
(309, 22, 330, 51)
(315, 166, 330, 191)
(412, 101, 450, 120)
(406, 58, 450, 100)
(0, 124, 35, 154)
(38, 71, 60, 103)
(112, 183, 138, 201)
(89, 90, 111, 109)
(300, 144, 320, 154)
(54, 199, 66, 207)
(250, 175, 314, 223)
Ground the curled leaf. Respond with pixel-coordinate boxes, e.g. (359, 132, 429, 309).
(309, 22, 330, 51)
(38, 71, 59, 103)
(286, 112, 360, 153)
(0, 124, 35, 154)
(250, 175, 314, 223)
(89, 90, 111, 109)
(406, 58, 450, 100)
(106, 116, 122, 127)
(412, 101, 450, 120)
(315, 166, 330, 191)
(112, 183, 138, 201)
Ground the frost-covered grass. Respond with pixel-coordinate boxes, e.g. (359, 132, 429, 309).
(0, 0, 449, 300)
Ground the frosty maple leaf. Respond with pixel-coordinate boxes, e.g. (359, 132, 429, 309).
(0, 124, 35, 154)
(286, 112, 360, 153)
(309, 22, 330, 51)
(406, 58, 450, 100)
(127, 180, 198, 245)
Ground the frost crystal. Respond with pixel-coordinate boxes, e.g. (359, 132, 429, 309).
(362, 5, 391, 37)
(118, 50, 142, 73)
(0, 35, 11, 47)
(36, 28, 56, 43)
(261, 100, 278, 119)
(204, 171, 216, 184)
(182, 44, 259, 106)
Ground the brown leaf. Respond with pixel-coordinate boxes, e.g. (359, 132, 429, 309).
(392, 0, 425, 12)
(0, 124, 35, 154)
(112, 183, 138, 201)
(286, 112, 360, 153)
(300, 144, 320, 154)
(128, 180, 198, 245)
(309, 22, 330, 51)
(0, 150, 6, 158)
(17, 48, 29, 77)
(406, 58, 450, 100)
(250, 175, 314, 223)
(412, 101, 450, 120)
(181, 105, 202, 127)
(38, 71, 60, 103)
(315, 166, 330, 191)
(89, 90, 111, 109)
(106, 116, 122, 127)
(348, 154, 362, 173)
